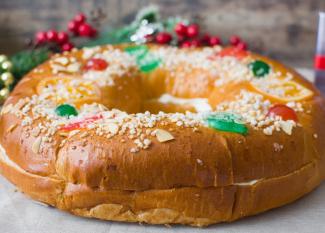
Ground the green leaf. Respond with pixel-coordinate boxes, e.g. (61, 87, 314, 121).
(135, 5, 160, 24)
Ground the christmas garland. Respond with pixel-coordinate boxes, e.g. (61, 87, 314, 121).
(2, 5, 247, 103)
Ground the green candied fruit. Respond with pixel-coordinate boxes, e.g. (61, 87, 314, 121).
(124, 45, 149, 58)
(206, 112, 248, 135)
(55, 104, 78, 117)
(137, 53, 161, 73)
(249, 60, 270, 78)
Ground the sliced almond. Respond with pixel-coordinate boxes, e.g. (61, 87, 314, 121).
(1, 103, 13, 115)
(155, 129, 174, 142)
(31, 127, 41, 137)
(66, 63, 80, 73)
(59, 131, 69, 137)
(15, 99, 27, 110)
(32, 137, 42, 154)
(280, 121, 294, 135)
(68, 130, 80, 137)
(50, 64, 66, 72)
(80, 132, 89, 138)
(98, 104, 107, 111)
(6, 124, 17, 133)
(54, 57, 69, 65)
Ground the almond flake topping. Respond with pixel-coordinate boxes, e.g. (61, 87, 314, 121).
(32, 137, 42, 154)
(1, 103, 13, 115)
(155, 129, 174, 142)
(6, 124, 17, 133)
(3, 46, 310, 154)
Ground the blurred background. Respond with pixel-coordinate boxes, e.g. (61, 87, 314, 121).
(0, 0, 325, 68)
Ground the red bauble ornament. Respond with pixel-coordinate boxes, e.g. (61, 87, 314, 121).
(46, 30, 58, 42)
(209, 36, 221, 46)
(180, 40, 192, 48)
(174, 23, 187, 36)
(78, 23, 93, 37)
(236, 41, 247, 50)
(74, 13, 86, 24)
(57, 32, 69, 45)
(267, 104, 298, 121)
(155, 32, 172, 44)
(85, 58, 109, 71)
(68, 21, 79, 33)
(229, 35, 241, 46)
(35, 31, 47, 44)
(61, 42, 74, 51)
(186, 24, 199, 38)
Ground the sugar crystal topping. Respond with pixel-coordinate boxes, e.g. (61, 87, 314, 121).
(2, 45, 312, 153)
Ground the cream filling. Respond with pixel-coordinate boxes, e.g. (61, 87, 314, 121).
(0, 144, 27, 174)
(0, 144, 260, 187)
(234, 179, 260, 186)
(158, 94, 212, 112)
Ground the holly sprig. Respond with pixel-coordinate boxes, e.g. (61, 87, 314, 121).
(0, 5, 249, 105)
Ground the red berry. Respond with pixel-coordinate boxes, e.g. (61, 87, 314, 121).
(57, 32, 69, 44)
(229, 35, 241, 46)
(191, 39, 201, 47)
(85, 58, 109, 71)
(267, 104, 298, 121)
(200, 34, 211, 45)
(186, 24, 199, 38)
(174, 23, 187, 36)
(236, 41, 247, 50)
(35, 31, 47, 44)
(46, 30, 58, 42)
(68, 20, 79, 33)
(177, 34, 186, 43)
(61, 42, 74, 52)
(180, 40, 192, 48)
(74, 13, 86, 24)
(78, 23, 93, 37)
(209, 36, 221, 46)
(155, 32, 172, 44)
(89, 28, 98, 38)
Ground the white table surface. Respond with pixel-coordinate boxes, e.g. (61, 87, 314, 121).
(0, 68, 322, 233)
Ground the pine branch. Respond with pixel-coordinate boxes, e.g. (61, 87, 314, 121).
(10, 48, 50, 81)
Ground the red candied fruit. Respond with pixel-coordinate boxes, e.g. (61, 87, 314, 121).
(61, 114, 103, 131)
(85, 58, 109, 71)
(217, 46, 248, 59)
(267, 104, 298, 121)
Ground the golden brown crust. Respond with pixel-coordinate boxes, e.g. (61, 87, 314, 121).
(0, 44, 324, 226)
(0, 143, 321, 226)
